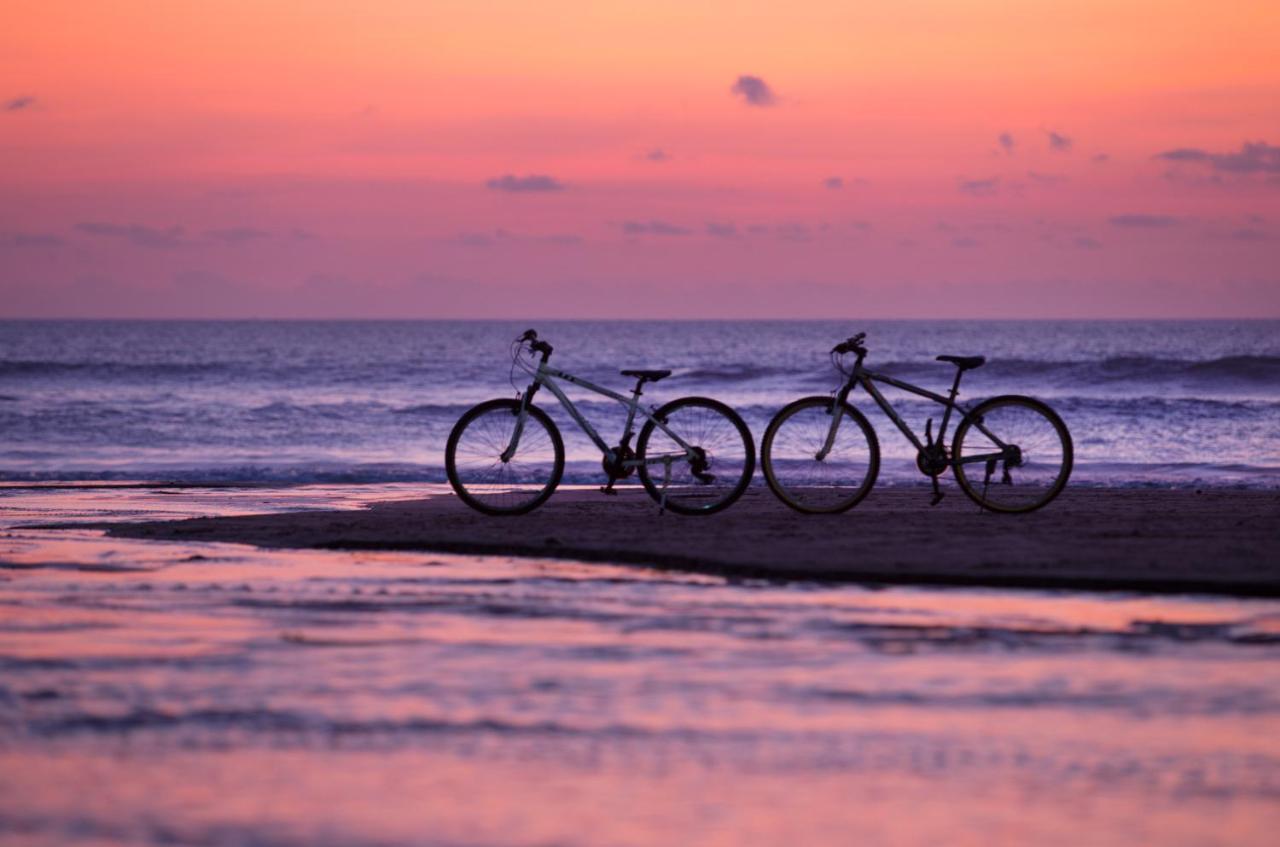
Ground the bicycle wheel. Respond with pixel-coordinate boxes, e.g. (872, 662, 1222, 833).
(445, 399, 564, 515)
(636, 397, 755, 515)
(952, 395, 1072, 513)
(761, 397, 880, 513)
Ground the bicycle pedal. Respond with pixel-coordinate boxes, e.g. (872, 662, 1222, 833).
(930, 491, 945, 507)
(599, 486, 618, 496)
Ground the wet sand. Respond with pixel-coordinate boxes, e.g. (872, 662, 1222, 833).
(97, 486, 1280, 596)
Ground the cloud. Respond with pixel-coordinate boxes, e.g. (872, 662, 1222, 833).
(998, 132, 1015, 152)
(952, 236, 981, 248)
(538, 233, 584, 245)
(958, 177, 999, 196)
(730, 75, 776, 107)
(75, 222, 187, 248)
(204, 227, 271, 244)
(1229, 228, 1269, 242)
(4, 96, 35, 111)
(621, 220, 691, 236)
(1155, 141, 1280, 174)
(823, 177, 844, 190)
(643, 148, 669, 162)
(449, 229, 513, 247)
(705, 222, 738, 238)
(1047, 130, 1073, 152)
(2, 232, 65, 247)
(485, 174, 565, 192)
(1027, 171, 1067, 186)
(1073, 236, 1103, 249)
(776, 223, 814, 242)
(1108, 214, 1178, 228)
(1092, 153, 1110, 164)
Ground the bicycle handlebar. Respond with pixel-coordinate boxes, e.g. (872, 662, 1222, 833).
(831, 332, 867, 356)
(518, 328, 554, 361)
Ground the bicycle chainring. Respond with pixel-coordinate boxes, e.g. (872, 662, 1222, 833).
(602, 446, 637, 481)
(916, 444, 949, 477)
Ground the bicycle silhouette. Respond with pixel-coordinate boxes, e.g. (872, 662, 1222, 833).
(761, 332, 1073, 513)
(446, 330, 755, 515)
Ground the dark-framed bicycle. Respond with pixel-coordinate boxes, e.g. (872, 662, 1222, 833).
(446, 329, 755, 516)
(760, 332, 1072, 513)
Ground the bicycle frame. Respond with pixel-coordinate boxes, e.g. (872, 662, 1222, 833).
(503, 358, 697, 468)
(821, 359, 1012, 468)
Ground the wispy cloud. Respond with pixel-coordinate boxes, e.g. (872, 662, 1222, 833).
(1047, 130, 1073, 152)
(730, 75, 776, 107)
(4, 96, 35, 112)
(998, 132, 1015, 153)
(705, 222, 738, 238)
(485, 174, 566, 192)
(1027, 171, 1067, 186)
(1108, 214, 1178, 228)
(1, 232, 64, 247)
(75, 222, 187, 248)
(204, 227, 271, 244)
(1155, 141, 1280, 174)
(1073, 236, 1103, 249)
(958, 177, 999, 196)
(449, 229, 513, 247)
(621, 220, 691, 236)
(823, 177, 844, 190)
(643, 148, 669, 162)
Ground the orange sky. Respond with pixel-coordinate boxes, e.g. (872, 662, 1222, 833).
(2, 0, 1279, 317)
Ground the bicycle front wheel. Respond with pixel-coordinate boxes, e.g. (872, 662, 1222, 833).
(761, 397, 880, 513)
(636, 397, 755, 515)
(952, 395, 1072, 513)
(445, 399, 564, 515)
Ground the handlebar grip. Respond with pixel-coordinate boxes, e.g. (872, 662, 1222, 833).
(520, 329, 538, 342)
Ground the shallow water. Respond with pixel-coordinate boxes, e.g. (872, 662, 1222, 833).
(2, 484, 1279, 846)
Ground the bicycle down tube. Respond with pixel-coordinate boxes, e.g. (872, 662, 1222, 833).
(505, 362, 696, 466)
(827, 366, 1012, 466)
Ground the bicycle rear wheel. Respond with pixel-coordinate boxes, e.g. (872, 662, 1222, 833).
(445, 399, 564, 515)
(761, 397, 880, 513)
(636, 397, 755, 515)
(952, 395, 1072, 513)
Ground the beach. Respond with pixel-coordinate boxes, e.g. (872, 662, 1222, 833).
(98, 486, 1280, 596)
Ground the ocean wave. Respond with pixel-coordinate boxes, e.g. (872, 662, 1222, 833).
(863, 355, 1280, 386)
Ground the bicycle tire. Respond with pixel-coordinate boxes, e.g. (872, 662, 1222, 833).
(635, 397, 755, 516)
(445, 399, 564, 515)
(951, 395, 1072, 513)
(761, 396, 881, 513)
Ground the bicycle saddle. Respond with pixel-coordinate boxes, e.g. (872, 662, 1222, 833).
(620, 369, 672, 382)
(936, 355, 986, 370)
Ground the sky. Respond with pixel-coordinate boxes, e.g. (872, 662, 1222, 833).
(2, 0, 1279, 319)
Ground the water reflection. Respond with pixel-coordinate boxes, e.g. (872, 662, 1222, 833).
(2, 484, 1278, 845)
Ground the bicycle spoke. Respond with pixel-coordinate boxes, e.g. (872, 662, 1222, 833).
(763, 399, 877, 513)
(448, 402, 562, 513)
(954, 398, 1070, 512)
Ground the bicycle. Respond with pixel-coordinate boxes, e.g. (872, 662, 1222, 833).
(760, 332, 1072, 513)
(446, 329, 756, 516)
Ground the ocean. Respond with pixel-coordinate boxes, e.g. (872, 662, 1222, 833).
(1, 319, 1277, 486)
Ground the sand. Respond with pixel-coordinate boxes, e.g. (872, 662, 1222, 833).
(94, 486, 1280, 597)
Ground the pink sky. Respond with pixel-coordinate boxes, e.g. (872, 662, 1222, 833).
(2, 1, 1278, 318)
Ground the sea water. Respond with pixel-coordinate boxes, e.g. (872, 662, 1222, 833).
(1, 319, 1277, 486)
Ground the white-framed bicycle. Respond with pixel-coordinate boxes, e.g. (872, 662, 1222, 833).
(445, 329, 756, 515)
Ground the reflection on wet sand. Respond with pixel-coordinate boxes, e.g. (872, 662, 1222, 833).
(2, 484, 1279, 846)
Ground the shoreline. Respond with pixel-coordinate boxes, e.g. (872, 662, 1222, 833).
(84, 486, 1280, 598)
